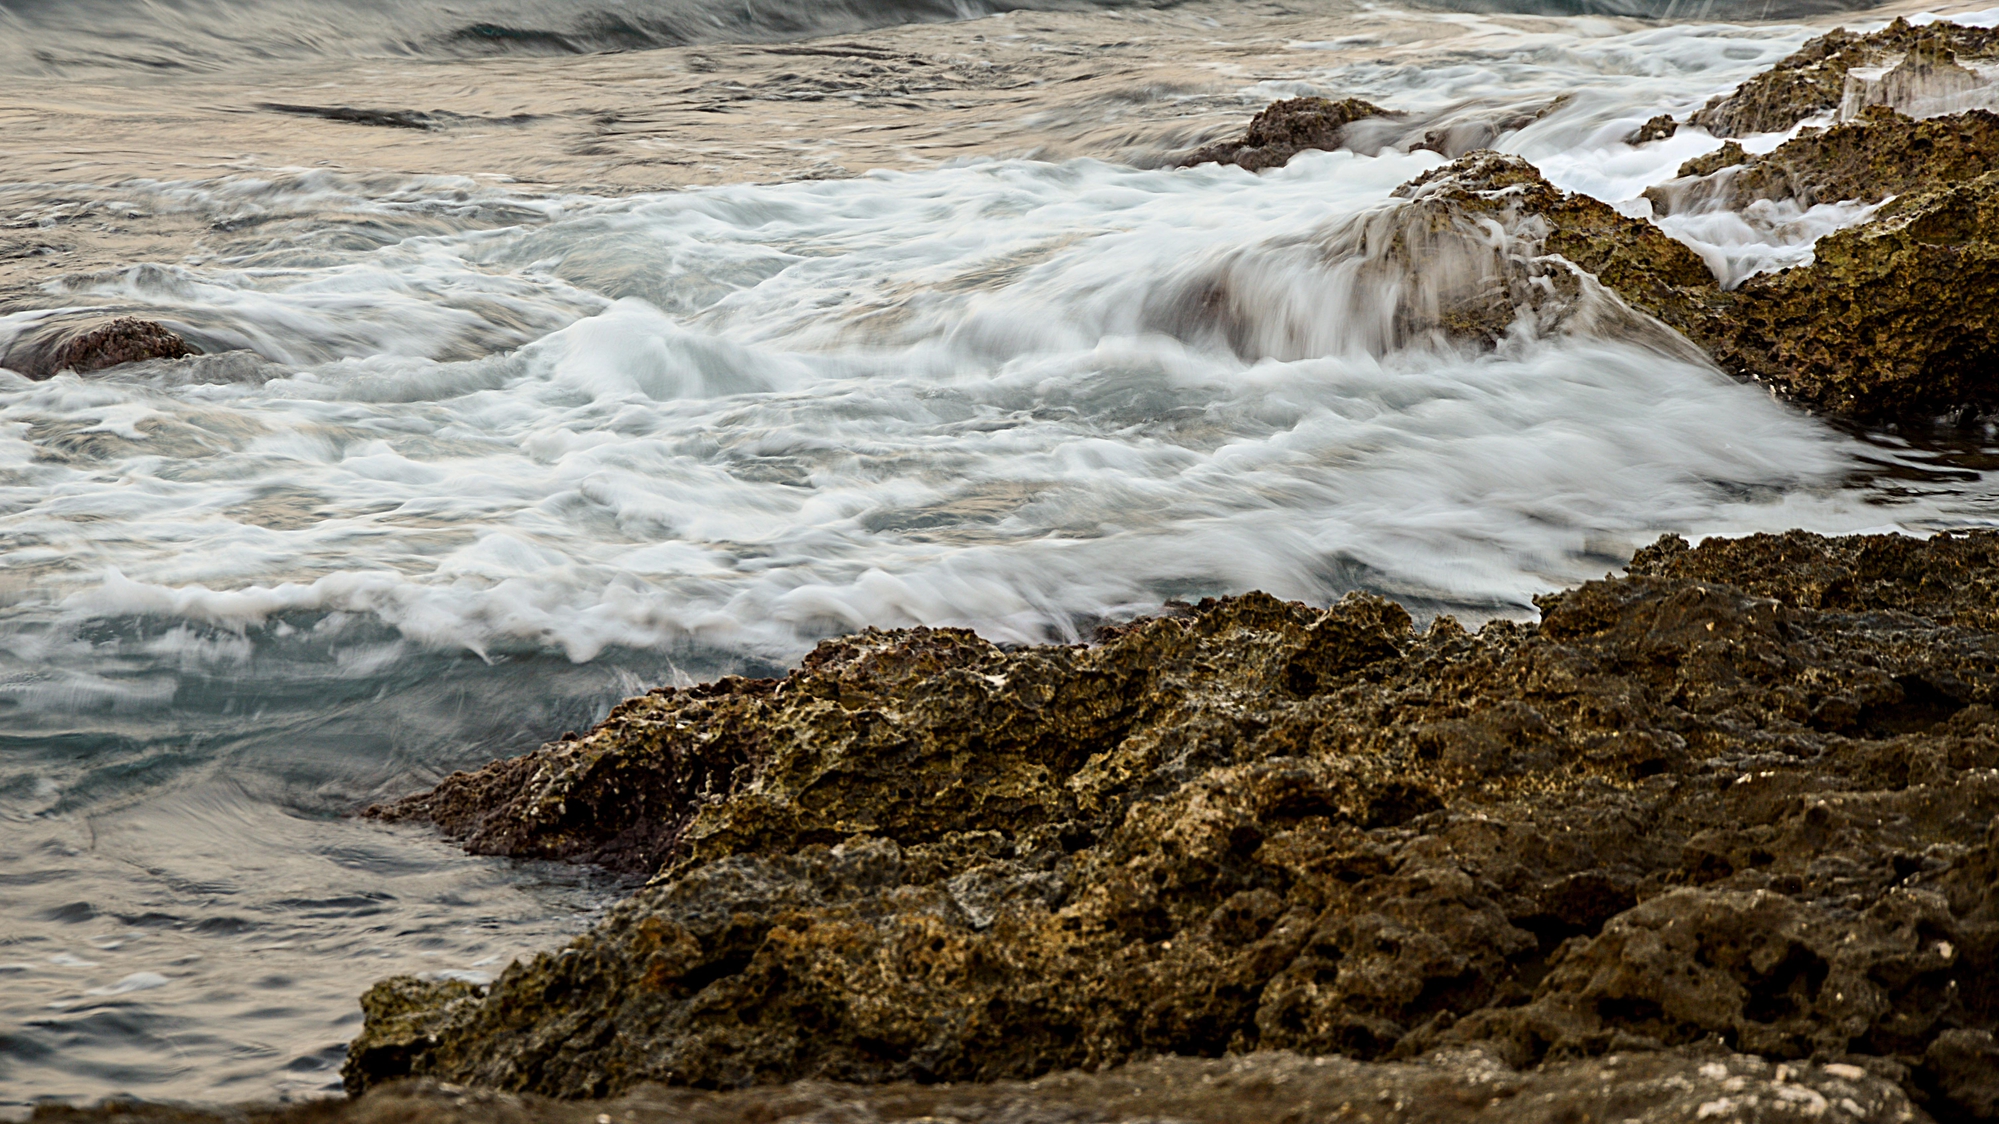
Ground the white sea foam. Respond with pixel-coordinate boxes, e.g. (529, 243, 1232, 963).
(84, 972, 169, 997)
(0, 116, 1981, 671)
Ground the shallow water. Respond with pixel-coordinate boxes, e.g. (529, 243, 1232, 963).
(7, 0, 1999, 1113)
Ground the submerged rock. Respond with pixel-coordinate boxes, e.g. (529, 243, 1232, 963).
(1692, 20, 1999, 138)
(1179, 96, 1390, 171)
(1625, 113, 1679, 145)
(1383, 152, 1714, 346)
(4, 316, 198, 379)
(357, 529, 1999, 1121)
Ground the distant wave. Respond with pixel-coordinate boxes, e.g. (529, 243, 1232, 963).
(0, 0, 1889, 76)
(1411, 0, 1884, 18)
(0, 0, 1173, 75)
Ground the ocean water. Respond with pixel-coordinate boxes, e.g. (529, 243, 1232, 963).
(0, 0, 1891, 77)
(6, 0, 1999, 1113)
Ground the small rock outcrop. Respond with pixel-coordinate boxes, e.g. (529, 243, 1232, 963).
(1180, 96, 1391, 171)
(1692, 20, 1999, 138)
(1625, 113, 1679, 145)
(5, 316, 198, 379)
(355, 530, 1999, 1122)
(1384, 146, 1999, 420)
(50, 317, 196, 375)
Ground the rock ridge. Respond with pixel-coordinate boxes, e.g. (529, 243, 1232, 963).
(353, 530, 1999, 1122)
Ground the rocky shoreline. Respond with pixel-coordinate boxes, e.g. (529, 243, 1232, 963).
(307, 528, 1999, 1124)
(36, 16, 1999, 1124)
(1178, 19, 1999, 423)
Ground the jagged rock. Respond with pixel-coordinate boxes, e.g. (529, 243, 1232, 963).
(1384, 151, 1714, 343)
(1175, 88, 1999, 419)
(1688, 166, 1999, 417)
(1374, 148, 1999, 420)
(1692, 20, 1999, 138)
(1625, 113, 1679, 145)
(1647, 106, 1999, 216)
(4, 316, 198, 379)
(1443, 885, 1962, 1062)
(1679, 139, 1752, 179)
(355, 530, 1999, 1121)
(1844, 40, 1995, 123)
(1923, 1029, 1999, 1120)
(344, 978, 489, 1094)
(47, 1051, 1924, 1123)
(1144, 151, 1718, 362)
(48, 317, 195, 375)
(1180, 96, 1390, 171)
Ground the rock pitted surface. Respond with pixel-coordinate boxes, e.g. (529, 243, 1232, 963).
(1686, 164, 1999, 418)
(49, 317, 195, 375)
(1384, 146, 1999, 420)
(1170, 84, 1999, 418)
(1691, 20, 1999, 138)
(1626, 113, 1680, 145)
(1180, 96, 1390, 171)
(4, 316, 198, 379)
(1647, 106, 1999, 216)
(357, 529, 1999, 1121)
(1381, 151, 1714, 348)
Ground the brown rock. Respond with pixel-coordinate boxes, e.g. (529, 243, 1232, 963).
(12, 317, 198, 379)
(1646, 106, 1999, 216)
(1692, 20, 1999, 138)
(40, 1051, 1927, 1124)
(1625, 113, 1679, 145)
(1369, 147, 1999, 421)
(1180, 96, 1391, 171)
(1689, 167, 1999, 418)
(347, 530, 1999, 1122)
(1923, 1029, 1999, 1119)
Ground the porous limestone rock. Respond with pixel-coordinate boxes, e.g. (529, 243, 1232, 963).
(1645, 106, 1999, 216)
(1625, 113, 1679, 145)
(1688, 165, 1999, 418)
(1692, 20, 1999, 138)
(43, 317, 196, 376)
(356, 530, 1999, 1121)
(1179, 96, 1390, 171)
(1383, 151, 1715, 345)
(1387, 148, 1999, 420)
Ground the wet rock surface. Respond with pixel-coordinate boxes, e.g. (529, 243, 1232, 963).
(1179, 95, 1390, 171)
(359, 529, 1999, 1121)
(1626, 112, 1680, 145)
(3, 316, 198, 379)
(1382, 144, 1999, 421)
(1647, 106, 1999, 216)
(1379, 151, 1715, 349)
(1691, 20, 1999, 138)
(36, 1051, 1921, 1123)
(1683, 163, 1999, 419)
(1166, 91, 1999, 419)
